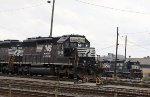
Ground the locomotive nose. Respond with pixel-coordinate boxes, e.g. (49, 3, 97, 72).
(76, 47, 95, 57)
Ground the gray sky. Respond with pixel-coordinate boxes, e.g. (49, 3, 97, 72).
(0, 0, 150, 58)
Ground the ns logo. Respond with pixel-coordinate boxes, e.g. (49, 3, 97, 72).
(14, 50, 22, 56)
(44, 45, 52, 52)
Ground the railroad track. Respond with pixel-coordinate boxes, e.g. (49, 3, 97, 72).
(1, 73, 150, 89)
(0, 87, 74, 97)
(0, 76, 150, 97)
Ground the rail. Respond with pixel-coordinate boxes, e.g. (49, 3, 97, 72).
(0, 78, 149, 97)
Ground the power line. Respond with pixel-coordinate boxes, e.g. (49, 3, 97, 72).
(128, 40, 150, 50)
(121, 31, 150, 35)
(119, 34, 150, 46)
(100, 45, 115, 50)
(0, 2, 47, 14)
(119, 36, 150, 50)
(0, 24, 13, 32)
(0, 24, 24, 39)
(74, 0, 150, 15)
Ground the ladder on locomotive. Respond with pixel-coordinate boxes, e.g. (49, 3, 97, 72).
(9, 56, 15, 66)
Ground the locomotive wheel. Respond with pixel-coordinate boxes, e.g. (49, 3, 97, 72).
(1, 69, 5, 74)
(58, 73, 64, 78)
(30, 73, 33, 76)
(68, 74, 74, 79)
(10, 71, 14, 75)
(76, 68, 87, 80)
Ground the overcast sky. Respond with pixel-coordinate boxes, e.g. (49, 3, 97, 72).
(0, 0, 150, 58)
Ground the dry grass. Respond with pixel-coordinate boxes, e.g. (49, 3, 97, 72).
(142, 68, 150, 74)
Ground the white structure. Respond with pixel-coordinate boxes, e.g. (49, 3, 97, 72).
(101, 53, 125, 61)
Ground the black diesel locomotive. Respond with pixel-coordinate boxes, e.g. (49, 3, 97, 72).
(0, 34, 143, 79)
(100, 60, 143, 79)
(0, 35, 98, 79)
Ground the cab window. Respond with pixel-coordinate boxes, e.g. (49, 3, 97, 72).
(70, 43, 77, 48)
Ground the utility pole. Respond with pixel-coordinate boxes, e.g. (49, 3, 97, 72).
(114, 27, 119, 79)
(125, 35, 127, 61)
(47, 0, 55, 37)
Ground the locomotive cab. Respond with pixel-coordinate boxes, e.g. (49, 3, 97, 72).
(126, 61, 143, 78)
(56, 35, 97, 79)
(57, 35, 90, 56)
(57, 35, 96, 66)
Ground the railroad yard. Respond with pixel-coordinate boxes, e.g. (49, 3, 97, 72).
(0, 75, 149, 97)
(0, 0, 150, 97)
